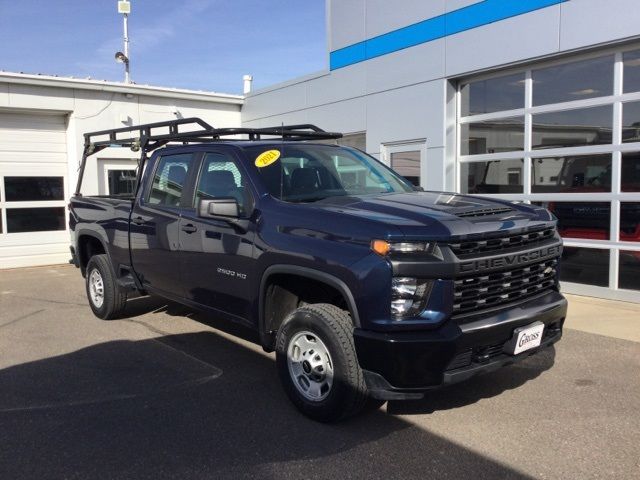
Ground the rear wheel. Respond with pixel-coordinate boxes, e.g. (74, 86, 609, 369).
(85, 254, 127, 320)
(276, 303, 368, 422)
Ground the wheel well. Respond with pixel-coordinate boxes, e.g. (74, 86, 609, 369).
(77, 235, 106, 275)
(262, 274, 350, 351)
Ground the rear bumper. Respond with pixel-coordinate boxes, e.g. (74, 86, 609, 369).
(69, 246, 79, 267)
(354, 290, 567, 400)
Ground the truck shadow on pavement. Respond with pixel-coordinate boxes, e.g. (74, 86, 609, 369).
(387, 347, 555, 416)
(0, 296, 552, 479)
(127, 295, 556, 416)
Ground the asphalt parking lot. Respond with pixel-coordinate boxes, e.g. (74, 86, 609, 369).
(1, 265, 639, 479)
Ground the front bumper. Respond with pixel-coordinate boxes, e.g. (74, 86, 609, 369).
(354, 290, 567, 400)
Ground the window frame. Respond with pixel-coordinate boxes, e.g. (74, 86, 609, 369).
(106, 168, 138, 197)
(191, 148, 256, 217)
(0, 172, 68, 237)
(381, 140, 427, 189)
(142, 151, 200, 211)
(456, 44, 640, 299)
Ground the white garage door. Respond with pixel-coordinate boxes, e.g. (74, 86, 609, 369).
(0, 111, 70, 268)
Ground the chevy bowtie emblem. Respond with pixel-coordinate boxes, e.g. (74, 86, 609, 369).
(543, 266, 553, 274)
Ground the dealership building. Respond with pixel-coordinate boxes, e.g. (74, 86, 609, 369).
(1, 0, 639, 302)
(0, 73, 242, 268)
(242, 0, 640, 302)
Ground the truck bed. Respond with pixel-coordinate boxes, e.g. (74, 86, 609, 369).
(69, 195, 134, 272)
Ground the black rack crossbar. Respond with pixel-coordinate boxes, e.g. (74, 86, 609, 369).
(75, 117, 343, 195)
(84, 118, 342, 150)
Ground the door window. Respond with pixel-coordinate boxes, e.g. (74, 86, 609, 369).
(390, 150, 421, 186)
(107, 169, 137, 195)
(1, 176, 66, 233)
(383, 141, 426, 188)
(195, 153, 249, 214)
(147, 153, 195, 207)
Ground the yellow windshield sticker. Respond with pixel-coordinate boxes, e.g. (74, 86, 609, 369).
(255, 149, 281, 168)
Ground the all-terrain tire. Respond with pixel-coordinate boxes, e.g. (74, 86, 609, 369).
(276, 303, 368, 422)
(85, 254, 127, 320)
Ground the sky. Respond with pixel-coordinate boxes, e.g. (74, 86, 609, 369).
(0, 0, 327, 94)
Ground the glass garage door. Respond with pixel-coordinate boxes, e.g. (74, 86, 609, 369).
(0, 111, 69, 268)
(457, 46, 640, 302)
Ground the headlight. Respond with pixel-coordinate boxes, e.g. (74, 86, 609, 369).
(371, 240, 432, 256)
(391, 277, 433, 319)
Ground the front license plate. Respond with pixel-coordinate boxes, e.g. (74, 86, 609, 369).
(504, 321, 545, 355)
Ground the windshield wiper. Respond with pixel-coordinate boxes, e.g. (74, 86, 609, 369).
(287, 194, 341, 203)
(296, 196, 332, 203)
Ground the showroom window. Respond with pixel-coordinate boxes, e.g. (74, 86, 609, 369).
(458, 46, 640, 299)
(382, 140, 426, 188)
(317, 132, 366, 151)
(390, 150, 421, 186)
(0, 176, 66, 234)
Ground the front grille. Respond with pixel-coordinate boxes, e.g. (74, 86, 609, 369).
(452, 258, 558, 319)
(450, 226, 556, 256)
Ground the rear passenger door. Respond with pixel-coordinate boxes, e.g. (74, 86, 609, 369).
(179, 149, 257, 320)
(130, 152, 198, 297)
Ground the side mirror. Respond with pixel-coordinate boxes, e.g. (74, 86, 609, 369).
(412, 185, 424, 192)
(199, 197, 239, 218)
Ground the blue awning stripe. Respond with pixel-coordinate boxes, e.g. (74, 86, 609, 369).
(330, 0, 568, 70)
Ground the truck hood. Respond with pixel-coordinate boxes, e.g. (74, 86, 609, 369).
(310, 191, 554, 239)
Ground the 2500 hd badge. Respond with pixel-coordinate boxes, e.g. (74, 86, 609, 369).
(217, 267, 247, 280)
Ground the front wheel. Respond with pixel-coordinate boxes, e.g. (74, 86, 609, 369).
(85, 254, 127, 320)
(276, 304, 369, 422)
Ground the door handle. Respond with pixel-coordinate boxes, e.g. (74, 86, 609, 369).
(181, 224, 198, 234)
(132, 216, 146, 225)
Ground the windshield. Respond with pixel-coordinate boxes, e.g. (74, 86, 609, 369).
(245, 144, 414, 202)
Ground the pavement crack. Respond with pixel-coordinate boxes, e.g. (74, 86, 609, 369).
(122, 317, 174, 337)
(9, 294, 87, 307)
(0, 374, 221, 413)
(0, 309, 45, 329)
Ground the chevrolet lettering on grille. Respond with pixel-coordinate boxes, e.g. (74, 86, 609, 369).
(459, 245, 562, 274)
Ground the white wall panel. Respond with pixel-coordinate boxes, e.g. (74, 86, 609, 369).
(305, 98, 367, 135)
(445, 5, 561, 77)
(365, 0, 445, 39)
(366, 80, 447, 153)
(329, 0, 366, 51)
(7, 84, 74, 111)
(307, 67, 367, 106)
(559, 0, 640, 52)
(243, 110, 310, 129)
(445, 0, 480, 12)
(0, 247, 71, 269)
(365, 39, 445, 93)
(424, 146, 447, 191)
(0, 83, 10, 107)
(241, 82, 307, 123)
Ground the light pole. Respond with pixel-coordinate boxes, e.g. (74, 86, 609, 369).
(115, 0, 131, 83)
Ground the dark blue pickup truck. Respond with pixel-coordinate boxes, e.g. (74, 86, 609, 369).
(69, 118, 566, 422)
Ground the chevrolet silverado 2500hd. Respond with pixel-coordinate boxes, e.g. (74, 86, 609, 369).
(69, 118, 567, 422)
